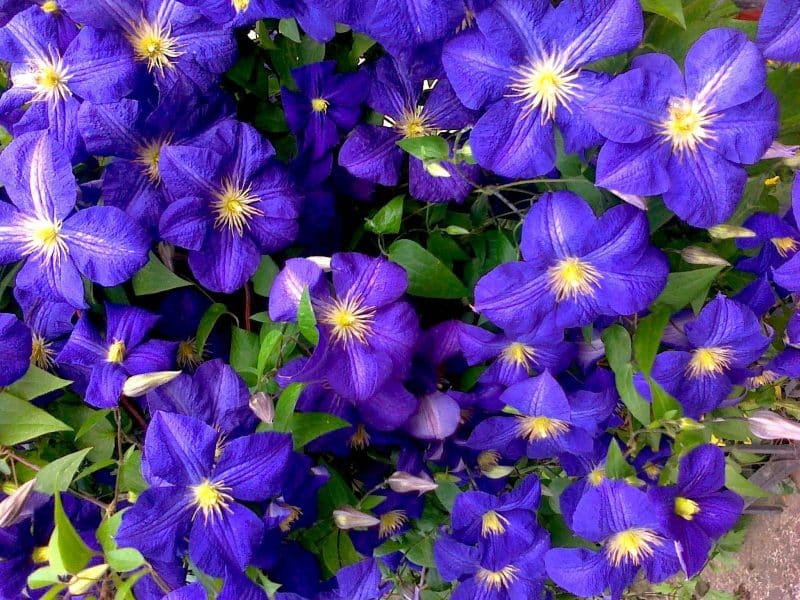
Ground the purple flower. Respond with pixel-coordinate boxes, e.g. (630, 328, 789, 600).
(442, 0, 642, 177)
(0, 7, 135, 155)
(757, 0, 800, 62)
(56, 303, 177, 408)
(116, 412, 292, 576)
(545, 481, 680, 600)
(588, 28, 778, 227)
(14, 287, 74, 371)
(648, 444, 743, 578)
(158, 118, 301, 292)
(466, 371, 596, 460)
(772, 176, 800, 291)
(474, 191, 668, 329)
(59, 0, 236, 93)
(339, 57, 479, 204)
(643, 294, 770, 418)
(0, 312, 32, 386)
(269, 253, 418, 402)
(320, 558, 391, 600)
(459, 321, 575, 386)
(283, 60, 368, 160)
(0, 133, 150, 308)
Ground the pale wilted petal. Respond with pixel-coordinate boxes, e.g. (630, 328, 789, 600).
(748, 410, 800, 440)
(607, 188, 648, 210)
(761, 141, 799, 160)
(249, 392, 274, 424)
(306, 256, 332, 271)
(0, 479, 37, 528)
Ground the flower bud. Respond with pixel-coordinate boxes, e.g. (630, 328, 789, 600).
(0, 479, 37, 528)
(386, 471, 438, 494)
(122, 371, 182, 397)
(249, 392, 274, 424)
(680, 246, 730, 267)
(157, 241, 175, 271)
(332, 506, 380, 530)
(747, 410, 800, 441)
(678, 417, 704, 431)
(707, 224, 756, 240)
(306, 256, 332, 271)
(762, 141, 799, 160)
(68, 564, 108, 595)
(424, 160, 452, 178)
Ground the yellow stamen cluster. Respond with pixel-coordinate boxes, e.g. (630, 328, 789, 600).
(319, 296, 376, 346)
(395, 107, 433, 139)
(32, 546, 50, 564)
(311, 97, 330, 113)
(588, 466, 605, 487)
(546, 256, 601, 302)
(279, 504, 303, 532)
(475, 565, 519, 591)
(136, 137, 171, 183)
(517, 415, 569, 442)
(212, 178, 264, 235)
(177, 338, 203, 369)
(508, 52, 582, 122)
(191, 479, 233, 522)
(231, 0, 251, 12)
(643, 462, 661, 480)
(481, 510, 509, 537)
(674, 496, 701, 521)
(605, 528, 662, 566)
(477, 449, 501, 471)
(378, 510, 408, 538)
(31, 334, 56, 370)
(686, 346, 733, 378)
(771, 236, 799, 258)
(40, 1, 60, 14)
(21, 217, 68, 265)
(348, 424, 371, 449)
(501, 342, 537, 369)
(129, 19, 182, 73)
(31, 55, 71, 102)
(660, 98, 714, 155)
(106, 340, 126, 364)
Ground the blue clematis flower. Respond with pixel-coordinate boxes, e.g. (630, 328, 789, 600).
(771, 176, 800, 291)
(283, 60, 369, 160)
(59, 0, 236, 93)
(350, 490, 424, 555)
(545, 480, 680, 600)
(0, 312, 33, 386)
(158, 118, 301, 293)
(338, 56, 480, 204)
(757, 0, 800, 62)
(116, 412, 292, 577)
(57, 303, 177, 408)
(642, 294, 771, 419)
(14, 287, 74, 371)
(588, 28, 778, 227)
(0, 7, 135, 155)
(269, 253, 418, 402)
(474, 190, 668, 329)
(466, 371, 596, 460)
(0, 133, 150, 308)
(1, 1, 79, 49)
(649, 444, 743, 578)
(442, 0, 642, 178)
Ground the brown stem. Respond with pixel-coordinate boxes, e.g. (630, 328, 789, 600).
(244, 281, 252, 333)
(119, 396, 148, 431)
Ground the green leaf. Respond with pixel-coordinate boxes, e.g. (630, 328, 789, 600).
(633, 307, 671, 375)
(724, 463, 769, 498)
(113, 570, 147, 600)
(649, 376, 682, 421)
(131, 252, 191, 295)
(278, 18, 301, 42)
(617, 364, 652, 426)
(0, 393, 71, 445)
(251, 256, 280, 296)
(605, 439, 635, 480)
(298, 287, 319, 345)
(97, 511, 124, 554)
(27, 567, 62, 590)
(257, 329, 283, 378)
(653, 266, 724, 311)
(288, 412, 349, 449)
(601, 326, 651, 425)
(107, 548, 145, 572)
(5, 365, 71, 400)
(274, 383, 303, 432)
(118, 447, 147, 494)
(49, 493, 92, 575)
(365, 195, 404, 235)
(35, 448, 92, 495)
(195, 303, 232, 355)
(75, 410, 112, 441)
(396, 136, 449, 161)
(387, 239, 468, 299)
(434, 478, 460, 513)
(640, 0, 685, 27)
(230, 326, 260, 376)
(601, 325, 631, 370)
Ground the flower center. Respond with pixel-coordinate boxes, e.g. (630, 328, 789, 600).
(191, 479, 233, 522)
(378, 510, 408, 538)
(771, 236, 799, 258)
(517, 415, 569, 441)
(41, 1, 60, 13)
(135, 137, 171, 183)
(546, 256, 601, 302)
(319, 296, 376, 346)
(476, 565, 519, 591)
(32, 56, 71, 102)
(177, 338, 203, 369)
(605, 528, 661, 566)
(643, 462, 661, 479)
(660, 98, 714, 155)
(349, 424, 371, 449)
(279, 504, 303, 532)
(501, 342, 537, 368)
(481, 510, 509, 537)
(106, 340, 126, 364)
(31, 334, 56, 369)
(212, 178, 263, 235)
(508, 52, 582, 122)
(477, 449, 500, 471)
(394, 107, 433, 139)
(588, 466, 605, 487)
(686, 346, 733, 378)
(22, 217, 68, 265)
(31, 546, 49, 564)
(674, 496, 701, 521)
(311, 97, 330, 113)
(129, 19, 182, 73)
(231, 0, 250, 12)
